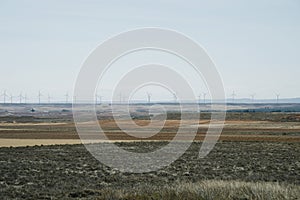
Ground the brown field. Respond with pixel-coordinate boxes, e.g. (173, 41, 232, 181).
(0, 117, 300, 146)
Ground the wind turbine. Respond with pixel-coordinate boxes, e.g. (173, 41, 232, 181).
(122, 95, 127, 105)
(250, 94, 255, 103)
(38, 91, 42, 104)
(119, 92, 122, 104)
(73, 95, 77, 104)
(95, 93, 98, 105)
(48, 94, 51, 104)
(17, 93, 24, 104)
(172, 92, 177, 103)
(1, 90, 8, 104)
(198, 94, 201, 104)
(203, 92, 207, 104)
(276, 94, 280, 104)
(65, 92, 69, 104)
(231, 91, 236, 103)
(24, 94, 27, 104)
(9, 94, 13, 104)
(99, 95, 103, 104)
(95, 93, 103, 105)
(146, 92, 152, 104)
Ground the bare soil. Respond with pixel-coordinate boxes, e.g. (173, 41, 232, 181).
(0, 141, 299, 199)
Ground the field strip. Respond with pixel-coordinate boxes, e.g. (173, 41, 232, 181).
(0, 139, 82, 147)
(0, 139, 172, 147)
(1, 134, 300, 147)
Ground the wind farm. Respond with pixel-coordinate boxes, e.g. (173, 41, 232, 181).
(0, 94, 300, 199)
(1, 89, 300, 104)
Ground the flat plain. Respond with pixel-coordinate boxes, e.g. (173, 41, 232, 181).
(0, 104, 299, 199)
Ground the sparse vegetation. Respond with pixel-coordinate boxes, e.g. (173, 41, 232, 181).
(72, 181, 300, 200)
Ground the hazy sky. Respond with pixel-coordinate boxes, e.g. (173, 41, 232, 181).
(0, 0, 299, 102)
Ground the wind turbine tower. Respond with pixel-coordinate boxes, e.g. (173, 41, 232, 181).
(250, 94, 255, 103)
(276, 94, 280, 104)
(73, 95, 77, 104)
(1, 90, 8, 104)
(146, 92, 152, 104)
(38, 91, 42, 104)
(95, 93, 103, 105)
(203, 93, 207, 104)
(18, 93, 24, 104)
(9, 94, 13, 104)
(99, 95, 103, 105)
(119, 93, 122, 104)
(172, 92, 177, 103)
(198, 94, 201, 104)
(231, 91, 237, 103)
(48, 94, 51, 104)
(65, 93, 69, 104)
(95, 93, 98, 105)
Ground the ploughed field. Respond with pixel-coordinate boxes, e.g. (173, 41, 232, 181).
(0, 141, 299, 199)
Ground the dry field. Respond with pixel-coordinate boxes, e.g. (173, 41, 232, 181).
(0, 112, 299, 146)
(0, 104, 299, 199)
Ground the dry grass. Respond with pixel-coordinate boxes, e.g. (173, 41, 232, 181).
(93, 180, 300, 200)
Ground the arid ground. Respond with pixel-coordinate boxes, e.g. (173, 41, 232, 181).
(0, 104, 299, 199)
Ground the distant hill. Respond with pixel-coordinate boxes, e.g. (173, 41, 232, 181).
(225, 97, 300, 104)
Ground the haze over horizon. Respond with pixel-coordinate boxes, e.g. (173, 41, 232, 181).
(1, 0, 299, 101)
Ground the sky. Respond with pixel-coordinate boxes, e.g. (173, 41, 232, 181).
(0, 0, 300, 103)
